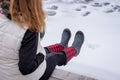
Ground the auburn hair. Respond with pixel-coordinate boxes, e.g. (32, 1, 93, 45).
(10, 0, 46, 32)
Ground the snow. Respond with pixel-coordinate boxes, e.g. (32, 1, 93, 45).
(42, 0, 120, 80)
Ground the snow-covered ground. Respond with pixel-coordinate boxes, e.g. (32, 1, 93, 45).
(42, 0, 120, 80)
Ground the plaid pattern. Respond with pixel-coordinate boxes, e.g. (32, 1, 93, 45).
(47, 44, 65, 53)
(63, 47, 77, 62)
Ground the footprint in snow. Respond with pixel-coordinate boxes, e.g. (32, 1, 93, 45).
(75, 6, 87, 11)
(104, 5, 120, 13)
(46, 11, 56, 16)
(75, 8, 82, 11)
(104, 9, 115, 13)
(81, 5, 87, 8)
(91, 2, 102, 7)
(88, 43, 100, 50)
(81, 11, 91, 16)
(112, 5, 120, 9)
(79, 0, 94, 4)
(118, 9, 120, 12)
(102, 2, 110, 6)
(112, 5, 120, 12)
(47, 5, 58, 10)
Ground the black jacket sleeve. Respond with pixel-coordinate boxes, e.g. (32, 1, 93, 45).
(18, 30, 45, 75)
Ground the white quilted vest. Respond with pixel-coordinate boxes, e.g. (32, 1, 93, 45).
(0, 13, 46, 80)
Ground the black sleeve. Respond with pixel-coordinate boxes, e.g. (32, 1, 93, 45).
(18, 29, 45, 75)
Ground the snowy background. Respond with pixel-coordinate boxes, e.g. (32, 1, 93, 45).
(42, 0, 120, 80)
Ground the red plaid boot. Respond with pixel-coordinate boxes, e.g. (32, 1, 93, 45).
(62, 47, 77, 63)
(62, 31, 84, 64)
(45, 28, 71, 53)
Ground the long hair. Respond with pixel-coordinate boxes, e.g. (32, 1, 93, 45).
(10, 0, 46, 32)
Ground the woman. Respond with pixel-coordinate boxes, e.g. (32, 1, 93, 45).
(0, 0, 84, 80)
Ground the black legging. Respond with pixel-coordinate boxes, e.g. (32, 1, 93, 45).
(39, 49, 66, 80)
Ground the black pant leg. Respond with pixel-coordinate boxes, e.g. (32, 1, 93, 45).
(44, 47, 50, 54)
(39, 52, 66, 80)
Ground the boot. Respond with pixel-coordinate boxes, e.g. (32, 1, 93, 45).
(72, 31, 84, 56)
(62, 31, 84, 64)
(45, 28, 71, 53)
